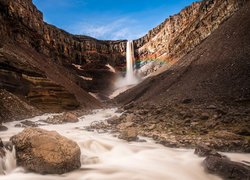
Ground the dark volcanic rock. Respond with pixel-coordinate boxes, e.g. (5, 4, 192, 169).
(0, 125, 8, 131)
(21, 120, 39, 127)
(203, 156, 250, 180)
(0, 138, 3, 148)
(0, 138, 5, 159)
(194, 145, 221, 157)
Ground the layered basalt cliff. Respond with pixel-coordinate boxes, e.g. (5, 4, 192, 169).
(0, 0, 128, 112)
(0, 0, 248, 114)
(134, 0, 248, 61)
(0, 0, 127, 92)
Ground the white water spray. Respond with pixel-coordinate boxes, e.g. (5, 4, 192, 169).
(0, 148, 16, 175)
(113, 40, 139, 91)
(125, 40, 137, 84)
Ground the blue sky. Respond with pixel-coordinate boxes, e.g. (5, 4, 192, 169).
(33, 0, 198, 40)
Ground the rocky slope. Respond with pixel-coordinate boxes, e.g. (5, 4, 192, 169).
(113, 1, 250, 152)
(0, 89, 40, 123)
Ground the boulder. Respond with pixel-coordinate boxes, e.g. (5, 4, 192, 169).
(0, 125, 8, 131)
(213, 131, 242, 140)
(203, 155, 250, 180)
(0, 138, 3, 147)
(194, 145, 221, 157)
(200, 113, 209, 120)
(118, 122, 134, 130)
(106, 115, 120, 125)
(119, 127, 138, 141)
(11, 128, 81, 174)
(123, 102, 135, 110)
(21, 120, 38, 127)
(64, 112, 79, 123)
(45, 112, 79, 124)
(125, 114, 136, 122)
(0, 138, 5, 158)
(182, 98, 193, 104)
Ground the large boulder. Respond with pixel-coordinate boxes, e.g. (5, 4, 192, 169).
(119, 127, 138, 141)
(203, 156, 250, 180)
(11, 128, 81, 174)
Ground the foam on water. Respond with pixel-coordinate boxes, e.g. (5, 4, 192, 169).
(0, 109, 249, 180)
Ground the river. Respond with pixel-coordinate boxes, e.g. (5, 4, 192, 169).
(0, 108, 249, 180)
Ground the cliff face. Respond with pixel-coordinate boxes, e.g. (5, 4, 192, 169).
(134, 0, 248, 61)
(0, 0, 127, 91)
(0, 0, 248, 114)
(116, 0, 250, 105)
(0, 0, 126, 64)
(0, 0, 107, 111)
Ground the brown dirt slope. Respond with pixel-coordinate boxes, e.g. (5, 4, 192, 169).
(0, 89, 41, 123)
(116, 1, 250, 106)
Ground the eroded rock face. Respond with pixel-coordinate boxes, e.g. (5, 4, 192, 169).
(0, 0, 247, 112)
(0, 0, 126, 91)
(0, 0, 119, 111)
(11, 128, 81, 174)
(134, 0, 248, 62)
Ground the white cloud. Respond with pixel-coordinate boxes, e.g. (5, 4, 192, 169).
(70, 17, 145, 40)
(34, 0, 87, 8)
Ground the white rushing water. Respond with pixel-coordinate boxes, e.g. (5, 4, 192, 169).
(115, 40, 139, 90)
(125, 40, 137, 84)
(0, 109, 250, 180)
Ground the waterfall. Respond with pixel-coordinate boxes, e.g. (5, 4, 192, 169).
(0, 148, 16, 175)
(125, 40, 138, 85)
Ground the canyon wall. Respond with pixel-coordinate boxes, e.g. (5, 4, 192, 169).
(0, 0, 111, 112)
(134, 0, 248, 61)
(0, 0, 129, 102)
(0, 0, 248, 114)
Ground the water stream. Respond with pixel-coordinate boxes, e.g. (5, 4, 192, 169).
(0, 109, 249, 180)
(125, 40, 138, 84)
(114, 40, 139, 91)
